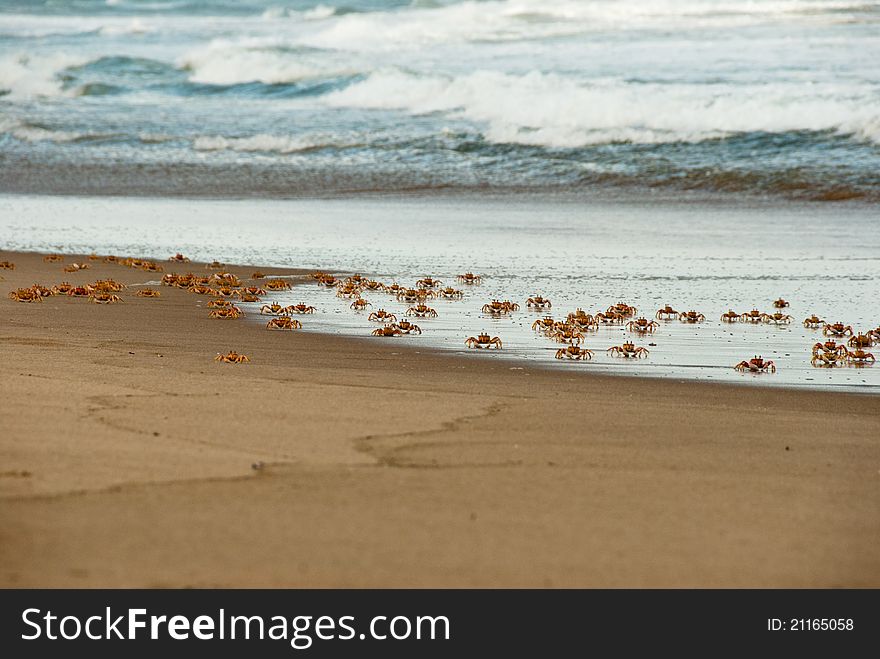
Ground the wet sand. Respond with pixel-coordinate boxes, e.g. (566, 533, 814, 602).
(1, 250, 879, 587)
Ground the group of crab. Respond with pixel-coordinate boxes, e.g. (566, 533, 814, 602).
(528, 302, 651, 360)
(721, 299, 795, 325)
(9, 277, 130, 305)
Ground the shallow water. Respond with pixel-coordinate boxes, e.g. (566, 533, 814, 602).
(2, 193, 878, 392)
(2, 0, 880, 200)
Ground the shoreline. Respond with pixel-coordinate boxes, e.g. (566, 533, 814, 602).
(2, 249, 879, 587)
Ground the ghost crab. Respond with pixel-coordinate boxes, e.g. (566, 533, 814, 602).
(406, 304, 437, 318)
(466, 333, 502, 349)
(812, 341, 848, 366)
(656, 305, 680, 321)
(371, 324, 404, 338)
(168, 253, 190, 263)
(607, 303, 637, 318)
(720, 310, 740, 323)
(457, 273, 482, 285)
(260, 303, 291, 316)
(289, 303, 316, 314)
(763, 312, 792, 325)
(532, 316, 556, 333)
(846, 349, 875, 365)
(264, 279, 291, 291)
(437, 287, 464, 300)
(8, 288, 44, 302)
(555, 345, 593, 360)
(773, 298, 790, 309)
(209, 307, 243, 319)
(803, 315, 825, 329)
(416, 277, 443, 289)
(266, 317, 302, 330)
(89, 293, 123, 304)
(823, 322, 853, 337)
(215, 351, 249, 364)
(526, 296, 552, 309)
(394, 320, 422, 335)
(626, 317, 659, 334)
(350, 298, 372, 311)
(678, 310, 706, 323)
(734, 356, 776, 373)
(368, 309, 397, 323)
(136, 288, 161, 298)
(607, 342, 649, 358)
(482, 300, 518, 315)
(739, 309, 768, 324)
(848, 333, 874, 349)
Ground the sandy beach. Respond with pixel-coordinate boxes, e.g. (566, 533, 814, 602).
(1, 249, 878, 588)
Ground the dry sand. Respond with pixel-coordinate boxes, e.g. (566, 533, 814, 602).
(1, 250, 878, 587)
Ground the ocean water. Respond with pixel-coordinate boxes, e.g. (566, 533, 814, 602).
(2, 0, 880, 200)
(2, 194, 879, 392)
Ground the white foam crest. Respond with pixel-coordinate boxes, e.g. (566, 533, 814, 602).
(325, 69, 880, 146)
(193, 133, 332, 154)
(0, 53, 84, 99)
(98, 18, 153, 35)
(303, 0, 871, 51)
(179, 40, 359, 85)
(262, 4, 337, 21)
(0, 118, 89, 143)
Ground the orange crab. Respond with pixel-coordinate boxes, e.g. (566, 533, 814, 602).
(395, 320, 422, 335)
(848, 333, 874, 349)
(773, 298, 790, 309)
(595, 311, 625, 325)
(264, 278, 291, 291)
(361, 280, 384, 292)
(437, 287, 464, 300)
(526, 295, 552, 309)
(457, 273, 482, 285)
(416, 276, 443, 289)
(215, 351, 249, 363)
(566, 309, 598, 331)
(169, 253, 190, 263)
(8, 288, 43, 302)
(397, 288, 433, 303)
(260, 303, 290, 316)
(0, 261, 14, 270)
(846, 348, 875, 365)
(822, 322, 853, 337)
(67, 286, 92, 298)
(607, 342, 649, 358)
(371, 324, 404, 337)
(466, 333, 502, 349)
(369, 309, 397, 322)
(140, 261, 163, 273)
(63, 262, 90, 273)
(288, 303, 316, 314)
(406, 304, 437, 318)
(89, 293, 123, 304)
(555, 345, 593, 360)
(803, 315, 825, 329)
(266, 317, 301, 330)
(734, 356, 776, 373)
(251, 271, 266, 280)
(626, 317, 659, 334)
(763, 312, 792, 325)
(350, 298, 372, 311)
(136, 288, 161, 298)
(209, 307, 243, 319)
(43, 254, 64, 263)
(52, 282, 75, 295)
(92, 279, 125, 292)
(532, 316, 556, 333)
(720, 310, 740, 323)
(206, 260, 226, 270)
(318, 275, 338, 287)
(812, 341, 847, 366)
(208, 298, 234, 308)
(607, 303, 637, 318)
(739, 309, 767, 323)
(188, 285, 217, 296)
(336, 284, 361, 299)
(482, 299, 518, 315)
(656, 305, 680, 321)
(678, 310, 705, 323)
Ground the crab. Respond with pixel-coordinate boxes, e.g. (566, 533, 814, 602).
(678, 310, 705, 323)
(336, 284, 362, 299)
(607, 342, 649, 358)
(607, 303, 637, 318)
(104, 255, 120, 263)
(734, 356, 776, 373)
(215, 351, 249, 364)
(739, 309, 767, 323)
(466, 333, 502, 349)
(655, 305, 680, 320)
(763, 312, 792, 325)
(437, 287, 464, 300)
(206, 260, 226, 270)
(208, 298, 234, 308)
(239, 286, 266, 296)
(811, 346, 847, 367)
(395, 320, 422, 335)
(140, 261, 163, 273)
(846, 348, 875, 365)
(264, 279, 291, 291)
(416, 277, 443, 289)
(52, 282, 75, 295)
(526, 296, 552, 309)
(89, 293, 123, 304)
(626, 317, 659, 334)
(8, 288, 43, 302)
(457, 273, 482, 285)
(384, 283, 404, 295)
(161, 274, 180, 286)
(369, 309, 397, 323)
(803, 315, 825, 329)
(93, 279, 125, 292)
(239, 293, 261, 303)
(64, 263, 89, 273)
(551, 326, 584, 345)
(406, 304, 437, 318)
(350, 298, 372, 311)
(67, 286, 92, 297)
(212, 285, 237, 298)
(397, 288, 433, 303)
(311, 271, 328, 281)
(251, 271, 265, 280)
(211, 273, 241, 286)
(823, 322, 853, 337)
(848, 333, 874, 349)
(289, 303, 316, 314)
(371, 324, 404, 338)
(168, 253, 190, 263)
(720, 310, 740, 323)
(813, 340, 848, 358)
(188, 285, 217, 296)
(595, 311, 625, 325)
(362, 280, 384, 292)
(43, 254, 64, 263)
(136, 288, 161, 298)
(318, 275, 338, 287)
(209, 307, 243, 319)
(266, 317, 302, 330)
(260, 303, 291, 316)
(870, 327, 880, 343)
(555, 345, 593, 360)
(532, 316, 556, 333)
(88, 253, 101, 261)
(482, 299, 518, 315)
(773, 298, 790, 309)
(0, 261, 14, 270)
